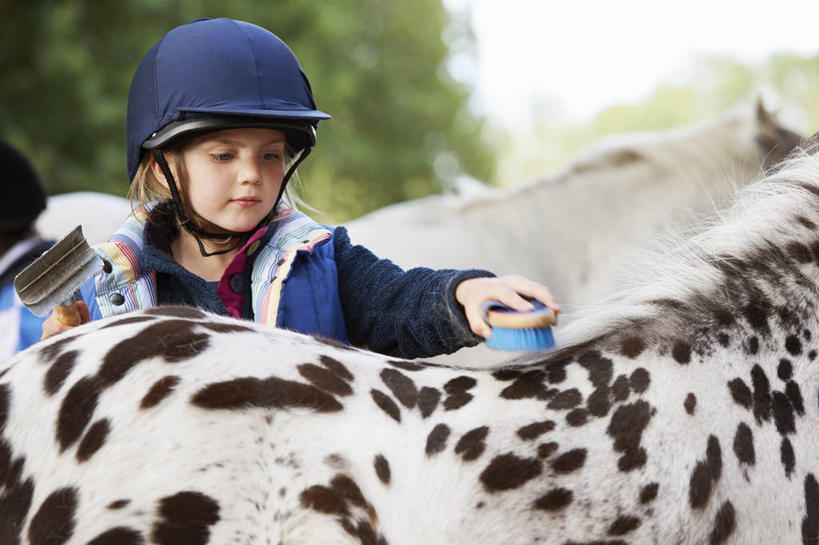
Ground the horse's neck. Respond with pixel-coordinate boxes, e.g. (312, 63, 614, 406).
(665, 119, 762, 176)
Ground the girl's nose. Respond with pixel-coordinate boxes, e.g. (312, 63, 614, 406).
(238, 158, 263, 184)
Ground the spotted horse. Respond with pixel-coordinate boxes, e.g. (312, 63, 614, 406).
(3, 144, 819, 544)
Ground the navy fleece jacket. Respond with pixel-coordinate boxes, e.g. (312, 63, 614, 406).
(141, 225, 493, 359)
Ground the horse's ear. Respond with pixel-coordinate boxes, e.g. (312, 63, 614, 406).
(755, 97, 774, 126)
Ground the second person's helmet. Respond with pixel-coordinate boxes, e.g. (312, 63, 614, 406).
(0, 140, 47, 233)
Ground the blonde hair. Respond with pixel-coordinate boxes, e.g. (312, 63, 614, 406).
(129, 151, 178, 206)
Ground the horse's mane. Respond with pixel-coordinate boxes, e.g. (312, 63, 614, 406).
(551, 137, 819, 353)
(564, 108, 759, 177)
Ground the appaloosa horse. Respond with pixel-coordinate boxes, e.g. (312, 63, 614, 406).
(1, 135, 818, 544)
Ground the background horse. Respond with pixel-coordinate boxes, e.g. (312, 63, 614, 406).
(345, 101, 802, 313)
(36, 191, 131, 244)
(1, 135, 819, 544)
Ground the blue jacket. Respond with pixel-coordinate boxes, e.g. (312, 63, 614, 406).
(81, 204, 490, 358)
(0, 238, 54, 359)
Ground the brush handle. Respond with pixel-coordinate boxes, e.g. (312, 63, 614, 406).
(55, 302, 82, 326)
(482, 300, 557, 329)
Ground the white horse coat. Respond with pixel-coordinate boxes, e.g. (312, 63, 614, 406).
(2, 138, 819, 544)
(345, 102, 802, 312)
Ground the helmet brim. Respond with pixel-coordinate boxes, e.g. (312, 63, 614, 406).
(142, 111, 329, 151)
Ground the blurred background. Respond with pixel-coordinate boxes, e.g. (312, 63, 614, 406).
(2, 0, 819, 223)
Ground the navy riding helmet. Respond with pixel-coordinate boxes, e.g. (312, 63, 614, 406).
(127, 17, 329, 180)
(125, 18, 329, 254)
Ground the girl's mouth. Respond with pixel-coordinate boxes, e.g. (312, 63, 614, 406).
(231, 197, 261, 207)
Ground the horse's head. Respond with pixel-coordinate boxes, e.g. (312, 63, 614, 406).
(754, 99, 804, 171)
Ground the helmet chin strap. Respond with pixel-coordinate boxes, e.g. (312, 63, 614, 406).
(152, 147, 311, 258)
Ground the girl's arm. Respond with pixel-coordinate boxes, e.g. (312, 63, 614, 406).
(334, 226, 559, 358)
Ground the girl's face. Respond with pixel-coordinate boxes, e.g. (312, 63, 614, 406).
(174, 128, 287, 233)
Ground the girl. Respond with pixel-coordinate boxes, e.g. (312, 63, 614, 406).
(41, 17, 559, 358)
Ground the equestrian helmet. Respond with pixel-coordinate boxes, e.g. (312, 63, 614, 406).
(126, 17, 330, 180)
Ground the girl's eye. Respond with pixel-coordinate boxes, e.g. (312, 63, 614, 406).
(262, 152, 282, 161)
(211, 153, 233, 161)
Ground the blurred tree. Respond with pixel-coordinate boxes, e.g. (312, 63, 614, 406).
(591, 84, 701, 134)
(494, 51, 819, 187)
(587, 52, 819, 146)
(0, 0, 494, 221)
(764, 52, 819, 130)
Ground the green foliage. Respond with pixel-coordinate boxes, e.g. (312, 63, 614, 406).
(590, 51, 819, 144)
(0, 1, 494, 222)
(496, 51, 819, 187)
(763, 52, 819, 131)
(591, 85, 701, 134)
(5, 2, 818, 221)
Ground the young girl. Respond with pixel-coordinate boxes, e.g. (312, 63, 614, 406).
(41, 17, 559, 358)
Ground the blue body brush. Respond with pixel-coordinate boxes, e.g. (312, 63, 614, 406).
(482, 300, 556, 351)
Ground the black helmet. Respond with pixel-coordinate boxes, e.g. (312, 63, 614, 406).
(126, 17, 330, 181)
(0, 140, 46, 232)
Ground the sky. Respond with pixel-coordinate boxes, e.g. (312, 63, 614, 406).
(444, 0, 819, 127)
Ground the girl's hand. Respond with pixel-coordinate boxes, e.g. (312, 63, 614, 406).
(40, 301, 91, 341)
(455, 275, 560, 338)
